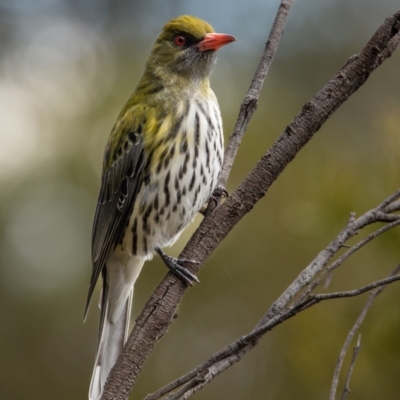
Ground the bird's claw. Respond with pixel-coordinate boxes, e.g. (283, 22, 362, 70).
(156, 247, 200, 286)
(213, 185, 229, 198)
(199, 186, 229, 216)
(208, 185, 229, 207)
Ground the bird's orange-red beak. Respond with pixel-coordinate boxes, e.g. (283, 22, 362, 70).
(197, 33, 236, 52)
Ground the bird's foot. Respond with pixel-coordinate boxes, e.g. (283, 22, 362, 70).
(209, 185, 228, 206)
(199, 186, 229, 216)
(155, 247, 200, 286)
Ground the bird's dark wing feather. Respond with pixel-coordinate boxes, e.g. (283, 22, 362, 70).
(84, 119, 146, 319)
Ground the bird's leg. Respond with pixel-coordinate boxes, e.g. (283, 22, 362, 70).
(199, 185, 229, 216)
(155, 247, 200, 286)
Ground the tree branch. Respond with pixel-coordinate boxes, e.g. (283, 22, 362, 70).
(101, 8, 400, 400)
(323, 218, 400, 287)
(218, 0, 294, 188)
(262, 190, 400, 326)
(144, 271, 400, 400)
(340, 335, 362, 400)
(294, 190, 400, 297)
(329, 264, 400, 400)
(144, 197, 400, 400)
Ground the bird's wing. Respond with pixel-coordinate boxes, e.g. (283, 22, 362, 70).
(85, 108, 147, 319)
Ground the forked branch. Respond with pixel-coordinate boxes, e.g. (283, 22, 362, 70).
(144, 195, 400, 400)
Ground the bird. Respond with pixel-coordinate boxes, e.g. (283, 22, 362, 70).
(85, 15, 235, 400)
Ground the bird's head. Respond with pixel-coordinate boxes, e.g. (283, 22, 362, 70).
(146, 15, 235, 84)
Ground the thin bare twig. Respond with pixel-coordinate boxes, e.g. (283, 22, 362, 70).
(145, 271, 400, 400)
(323, 219, 400, 286)
(218, 0, 294, 188)
(329, 264, 400, 400)
(378, 189, 400, 210)
(185, 274, 400, 400)
(261, 189, 400, 327)
(306, 275, 400, 304)
(384, 199, 400, 214)
(143, 191, 400, 400)
(340, 335, 362, 400)
(289, 194, 400, 308)
(320, 192, 400, 288)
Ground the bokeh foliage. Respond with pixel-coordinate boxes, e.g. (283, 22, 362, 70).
(0, 1, 399, 399)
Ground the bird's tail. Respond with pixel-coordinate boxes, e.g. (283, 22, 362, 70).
(89, 287, 133, 400)
(88, 254, 145, 400)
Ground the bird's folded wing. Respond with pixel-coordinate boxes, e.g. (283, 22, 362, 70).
(85, 110, 147, 318)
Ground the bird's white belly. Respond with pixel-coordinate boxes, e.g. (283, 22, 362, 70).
(122, 96, 223, 259)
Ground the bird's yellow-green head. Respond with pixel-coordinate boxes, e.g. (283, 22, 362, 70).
(145, 15, 235, 84)
(114, 15, 235, 140)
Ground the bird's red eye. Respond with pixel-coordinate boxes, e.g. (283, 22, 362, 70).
(174, 35, 186, 46)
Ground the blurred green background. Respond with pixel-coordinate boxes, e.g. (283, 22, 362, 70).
(1, 1, 400, 399)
